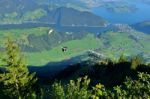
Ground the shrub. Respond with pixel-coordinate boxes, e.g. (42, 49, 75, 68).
(51, 76, 91, 99)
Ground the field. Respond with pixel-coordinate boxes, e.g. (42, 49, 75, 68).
(0, 27, 50, 38)
(98, 31, 150, 60)
(1, 27, 150, 66)
(25, 34, 103, 66)
(0, 27, 50, 47)
(0, 28, 102, 66)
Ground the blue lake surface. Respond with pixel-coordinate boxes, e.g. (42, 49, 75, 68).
(91, 2, 150, 24)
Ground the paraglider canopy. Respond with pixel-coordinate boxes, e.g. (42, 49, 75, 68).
(62, 47, 68, 52)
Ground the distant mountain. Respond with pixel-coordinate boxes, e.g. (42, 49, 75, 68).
(131, 21, 150, 34)
(0, 0, 46, 24)
(0, 0, 107, 27)
(0, 0, 38, 14)
(40, 7, 107, 27)
(0, 0, 148, 25)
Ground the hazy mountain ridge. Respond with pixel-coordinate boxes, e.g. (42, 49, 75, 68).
(0, 0, 149, 25)
(0, 1, 107, 27)
(41, 7, 107, 27)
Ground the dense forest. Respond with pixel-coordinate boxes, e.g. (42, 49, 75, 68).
(0, 38, 149, 99)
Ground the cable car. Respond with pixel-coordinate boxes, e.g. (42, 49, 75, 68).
(62, 47, 68, 52)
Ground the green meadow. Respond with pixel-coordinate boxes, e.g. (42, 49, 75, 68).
(1, 27, 150, 66)
(0, 28, 102, 66)
(25, 34, 103, 66)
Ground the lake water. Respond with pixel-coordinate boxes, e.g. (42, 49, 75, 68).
(91, 2, 150, 24)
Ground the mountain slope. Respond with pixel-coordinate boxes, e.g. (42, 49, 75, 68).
(0, 3, 107, 27)
(40, 7, 107, 27)
(1, 25, 150, 65)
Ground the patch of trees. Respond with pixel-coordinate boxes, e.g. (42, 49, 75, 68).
(21, 31, 86, 52)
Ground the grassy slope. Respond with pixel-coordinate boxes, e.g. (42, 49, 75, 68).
(99, 31, 150, 61)
(0, 27, 103, 66)
(0, 8, 47, 24)
(0, 27, 50, 37)
(25, 34, 103, 66)
(0, 27, 50, 46)
(1, 28, 150, 66)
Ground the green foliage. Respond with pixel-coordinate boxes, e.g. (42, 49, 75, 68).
(131, 56, 142, 70)
(110, 72, 150, 99)
(50, 72, 150, 99)
(52, 54, 150, 99)
(91, 83, 109, 99)
(118, 54, 127, 63)
(22, 9, 47, 21)
(51, 82, 65, 99)
(51, 76, 91, 99)
(0, 38, 37, 99)
(89, 72, 150, 99)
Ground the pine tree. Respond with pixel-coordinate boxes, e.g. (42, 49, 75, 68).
(118, 54, 127, 63)
(0, 38, 37, 99)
